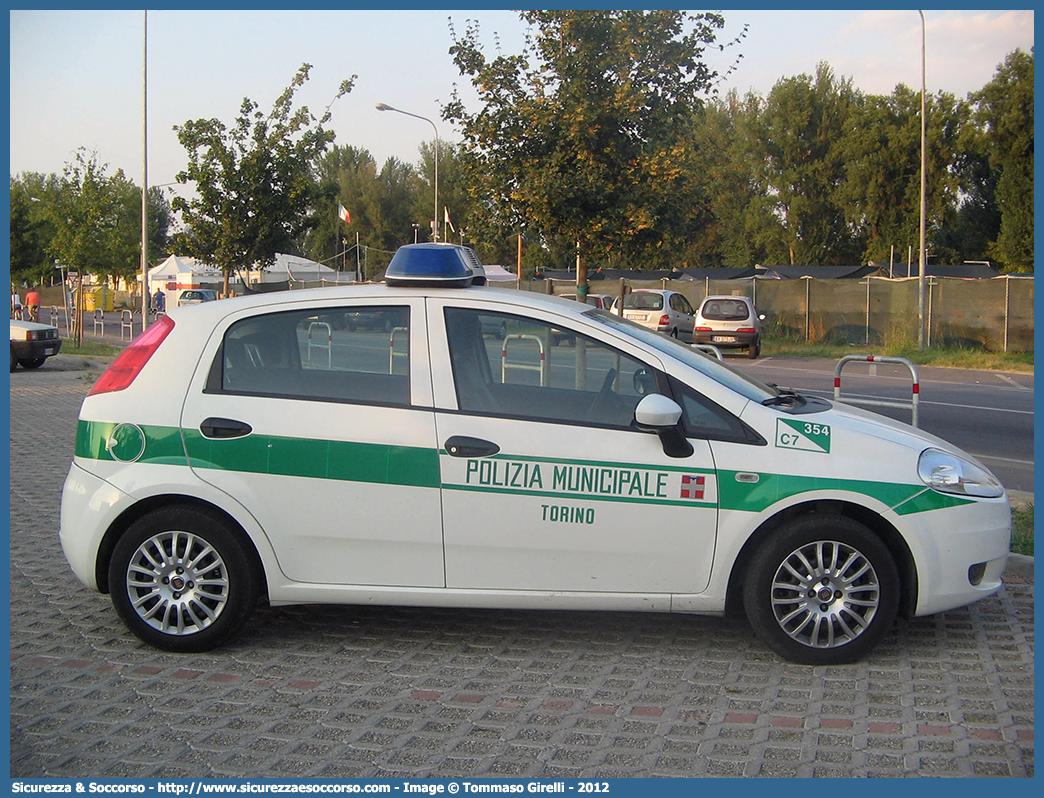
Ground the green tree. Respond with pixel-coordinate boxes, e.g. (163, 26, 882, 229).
(172, 64, 355, 291)
(9, 175, 55, 286)
(690, 90, 782, 268)
(445, 10, 735, 280)
(971, 49, 1033, 271)
(838, 86, 965, 267)
(47, 150, 133, 287)
(754, 63, 861, 266)
(305, 144, 380, 272)
(12, 167, 172, 290)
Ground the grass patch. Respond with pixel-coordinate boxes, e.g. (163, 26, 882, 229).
(1011, 505, 1034, 557)
(61, 338, 124, 359)
(762, 336, 1033, 373)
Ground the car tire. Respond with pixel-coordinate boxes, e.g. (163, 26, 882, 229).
(748, 339, 761, 359)
(108, 505, 261, 652)
(669, 328, 679, 339)
(742, 514, 899, 665)
(10, 345, 17, 373)
(18, 357, 46, 369)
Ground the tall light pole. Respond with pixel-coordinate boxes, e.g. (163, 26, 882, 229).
(918, 10, 928, 348)
(376, 102, 439, 241)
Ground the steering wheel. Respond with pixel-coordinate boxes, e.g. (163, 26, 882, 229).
(587, 368, 618, 420)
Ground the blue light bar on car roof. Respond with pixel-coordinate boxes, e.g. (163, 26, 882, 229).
(384, 243, 486, 288)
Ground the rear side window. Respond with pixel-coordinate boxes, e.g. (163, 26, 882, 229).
(211, 306, 411, 406)
(670, 294, 694, 314)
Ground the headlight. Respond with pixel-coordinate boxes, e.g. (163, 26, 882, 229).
(918, 448, 1004, 498)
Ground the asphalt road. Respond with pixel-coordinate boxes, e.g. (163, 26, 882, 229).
(734, 356, 1035, 494)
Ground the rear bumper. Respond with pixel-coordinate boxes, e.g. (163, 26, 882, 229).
(693, 331, 758, 349)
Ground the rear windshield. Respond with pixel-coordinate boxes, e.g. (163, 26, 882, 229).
(700, 299, 750, 321)
(622, 293, 664, 311)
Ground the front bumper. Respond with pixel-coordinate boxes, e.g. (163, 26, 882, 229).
(12, 337, 62, 360)
(904, 495, 1012, 617)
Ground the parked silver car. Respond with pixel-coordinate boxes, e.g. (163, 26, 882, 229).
(613, 290, 695, 342)
(693, 295, 763, 359)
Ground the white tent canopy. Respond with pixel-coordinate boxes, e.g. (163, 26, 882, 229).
(271, 253, 340, 282)
(147, 254, 222, 283)
(482, 264, 518, 282)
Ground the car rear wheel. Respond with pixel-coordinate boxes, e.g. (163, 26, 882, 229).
(747, 338, 761, 359)
(742, 514, 899, 665)
(10, 345, 17, 372)
(109, 506, 261, 652)
(18, 357, 46, 369)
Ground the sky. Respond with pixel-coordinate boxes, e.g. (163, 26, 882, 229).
(8, 9, 1036, 194)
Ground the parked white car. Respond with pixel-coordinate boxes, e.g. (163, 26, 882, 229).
(60, 244, 1010, 664)
(178, 289, 218, 307)
(10, 319, 62, 371)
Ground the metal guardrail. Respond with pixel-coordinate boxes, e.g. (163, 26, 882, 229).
(501, 334, 548, 386)
(49, 306, 66, 331)
(692, 344, 724, 361)
(389, 326, 408, 373)
(307, 322, 333, 368)
(834, 355, 920, 427)
(120, 310, 136, 341)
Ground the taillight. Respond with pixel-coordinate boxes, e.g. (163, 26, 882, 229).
(737, 328, 756, 334)
(695, 326, 713, 332)
(88, 315, 175, 396)
(658, 315, 671, 326)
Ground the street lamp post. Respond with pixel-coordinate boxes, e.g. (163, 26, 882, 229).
(376, 102, 439, 242)
(918, 10, 928, 349)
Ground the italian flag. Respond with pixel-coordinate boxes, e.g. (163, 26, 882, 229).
(338, 203, 351, 224)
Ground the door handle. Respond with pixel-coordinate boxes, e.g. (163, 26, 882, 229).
(200, 417, 253, 439)
(444, 436, 500, 458)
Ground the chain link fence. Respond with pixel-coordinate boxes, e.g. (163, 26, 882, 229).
(519, 275, 1033, 353)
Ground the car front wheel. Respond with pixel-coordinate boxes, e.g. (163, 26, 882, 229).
(109, 505, 261, 652)
(742, 514, 899, 665)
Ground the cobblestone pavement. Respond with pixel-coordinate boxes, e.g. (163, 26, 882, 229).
(9, 362, 1034, 779)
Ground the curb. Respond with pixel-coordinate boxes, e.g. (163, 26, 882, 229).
(1008, 489, 1033, 509)
(1004, 552, 1034, 579)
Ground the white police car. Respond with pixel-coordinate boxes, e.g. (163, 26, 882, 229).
(60, 244, 1011, 664)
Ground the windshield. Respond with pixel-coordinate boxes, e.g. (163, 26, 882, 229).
(585, 309, 778, 403)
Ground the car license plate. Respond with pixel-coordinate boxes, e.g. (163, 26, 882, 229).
(630, 314, 648, 322)
(44, 346, 57, 354)
(713, 336, 736, 343)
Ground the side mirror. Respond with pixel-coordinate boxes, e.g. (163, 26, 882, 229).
(634, 394, 693, 458)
